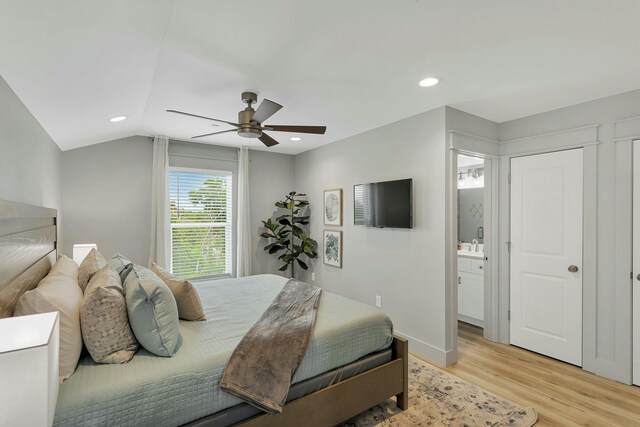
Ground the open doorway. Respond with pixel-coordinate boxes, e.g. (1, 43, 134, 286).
(456, 154, 485, 335)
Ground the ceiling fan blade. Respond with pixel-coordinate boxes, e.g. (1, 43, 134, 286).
(167, 109, 240, 127)
(266, 125, 326, 134)
(252, 99, 283, 124)
(191, 129, 237, 139)
(259, 133, 279, 147)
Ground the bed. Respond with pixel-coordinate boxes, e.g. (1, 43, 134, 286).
(0, 199, 408, 427)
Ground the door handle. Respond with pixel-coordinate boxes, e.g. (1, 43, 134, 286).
(458, 276, 461, 285)
(568, 265, 579, 273)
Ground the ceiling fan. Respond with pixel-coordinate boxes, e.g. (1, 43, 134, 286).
(167, 92, 327, 147)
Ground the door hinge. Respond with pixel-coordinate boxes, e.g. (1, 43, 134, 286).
(506, 241, 512, 252)
(508, 310, 511, 321)
(508, 173, 512, 184)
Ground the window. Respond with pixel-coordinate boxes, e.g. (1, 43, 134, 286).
(169, 169, 233, 279)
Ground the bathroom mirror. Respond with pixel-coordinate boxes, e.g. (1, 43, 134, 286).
(457, 155, 485, 246)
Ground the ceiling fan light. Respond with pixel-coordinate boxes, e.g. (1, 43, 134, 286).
(290, 137, 302, 141)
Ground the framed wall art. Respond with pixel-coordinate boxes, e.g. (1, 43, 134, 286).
(323, 230, 343, 268)
(324, 189, 342, 226)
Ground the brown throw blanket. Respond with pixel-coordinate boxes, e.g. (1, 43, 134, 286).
(220, 278, 322, 414)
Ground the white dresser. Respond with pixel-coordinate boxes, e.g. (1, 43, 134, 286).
(457, 254, 484, 327)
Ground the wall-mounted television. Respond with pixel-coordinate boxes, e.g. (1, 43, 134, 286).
(353, 178, 413, 229)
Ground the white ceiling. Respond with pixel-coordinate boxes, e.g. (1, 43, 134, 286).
(1, 1, 640, 154)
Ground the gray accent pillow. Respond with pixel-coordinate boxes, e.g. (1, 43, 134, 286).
(123, 264, 181, 357)
(81, 265, 138, 364)
(108, 253, 133, 275)
(78, 248, 108, 292)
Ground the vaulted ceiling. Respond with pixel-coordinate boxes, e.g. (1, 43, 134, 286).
(1, 1, 639, 154)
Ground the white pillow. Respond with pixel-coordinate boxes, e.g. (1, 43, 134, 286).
(14, 274, 83, 382)
(48, 254, 79, 280)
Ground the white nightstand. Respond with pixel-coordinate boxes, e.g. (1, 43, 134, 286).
(0, 311, 60, 427)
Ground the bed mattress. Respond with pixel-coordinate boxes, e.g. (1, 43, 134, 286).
(54, 274, 394, 427)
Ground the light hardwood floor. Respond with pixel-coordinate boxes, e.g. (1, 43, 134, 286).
(420, 322, 640, 426)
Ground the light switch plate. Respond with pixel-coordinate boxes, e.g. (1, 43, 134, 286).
(375, 295, 382, 308)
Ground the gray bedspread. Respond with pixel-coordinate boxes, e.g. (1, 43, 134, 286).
(54, 274, 393, 426)
(220, 279, 322, 414)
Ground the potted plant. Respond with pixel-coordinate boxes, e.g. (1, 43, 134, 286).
(260, 191, 318, 278)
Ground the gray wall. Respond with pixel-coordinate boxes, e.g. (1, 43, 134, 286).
(294, 107, 450, 364)
(0, 75, 62, 246)
(498, 89, 640, 383)
(61, 137, 295, 271)
(61, 136, 153, 265)
(249, 150, 295, 276)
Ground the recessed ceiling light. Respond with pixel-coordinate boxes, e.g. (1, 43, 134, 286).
(419, 77, 440, 87)
(109, 115, 127, 122)
(290, 137, 302, 141)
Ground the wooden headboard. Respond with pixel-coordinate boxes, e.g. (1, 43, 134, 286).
(0, 199, 57, 318)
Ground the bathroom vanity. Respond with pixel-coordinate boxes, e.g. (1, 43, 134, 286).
(457, 251, 484, 327)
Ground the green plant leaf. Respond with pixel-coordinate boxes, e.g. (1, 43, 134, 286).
(275, 201, 287, 208)
(268, 245, 284, 254)
(260, 232, 273, 239)
(297, 259, 308, 270)
(278, 264, 289, 271)
(279, 218, 292, 226)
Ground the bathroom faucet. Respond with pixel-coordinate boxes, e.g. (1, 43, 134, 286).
(472, 239, 479, 252)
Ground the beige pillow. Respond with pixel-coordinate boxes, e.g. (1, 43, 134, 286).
(49, 254, 79, 280)
(78, 248, 108, 292)
(151, 263, 206, 321)
(81, 265, 138, 363)
(14, 275, 83, 382)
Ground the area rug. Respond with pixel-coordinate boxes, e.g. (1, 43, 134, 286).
(340, 356, 537, 427)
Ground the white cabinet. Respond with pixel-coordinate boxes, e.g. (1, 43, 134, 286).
(457, 256, 484, 327)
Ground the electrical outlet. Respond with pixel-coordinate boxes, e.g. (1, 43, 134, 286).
(375, 295, 382, 308)
(311, 272, 316, 281)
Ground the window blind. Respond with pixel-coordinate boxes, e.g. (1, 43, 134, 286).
(169, 169, 233, 279)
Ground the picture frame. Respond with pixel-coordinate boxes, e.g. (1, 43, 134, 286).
(323, 230, 343, 268)
(323, 189, 343, 226)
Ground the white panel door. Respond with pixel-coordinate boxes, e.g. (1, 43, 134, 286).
(633, 141, 640, 386)
(510, 149, 583, 366)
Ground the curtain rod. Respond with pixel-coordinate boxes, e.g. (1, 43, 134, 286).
(168, 152, 239, 163)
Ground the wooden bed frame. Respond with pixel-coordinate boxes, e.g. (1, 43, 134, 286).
(0, 199, 409, 426)
(233, 336, 408, 427)
(0, 199, 57, 318)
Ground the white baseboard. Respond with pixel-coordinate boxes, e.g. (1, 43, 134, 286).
(394, 330, 454, 367)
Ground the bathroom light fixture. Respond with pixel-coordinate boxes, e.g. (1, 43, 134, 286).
(419, 77, 440, 87)
(109, 116, 127, 123)
(458, 167, 484, 189)
(290, 137, 302, 141)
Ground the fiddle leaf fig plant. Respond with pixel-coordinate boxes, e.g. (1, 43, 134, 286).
(260, 191, 318, 278)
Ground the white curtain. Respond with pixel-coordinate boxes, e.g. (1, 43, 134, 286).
(236, 146, 252, 277)
(149, 135, 170, 268)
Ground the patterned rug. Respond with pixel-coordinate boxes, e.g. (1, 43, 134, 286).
(340, 356, 537, 427)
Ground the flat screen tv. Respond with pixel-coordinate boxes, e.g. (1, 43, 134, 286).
(353, 178, 413, 228)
